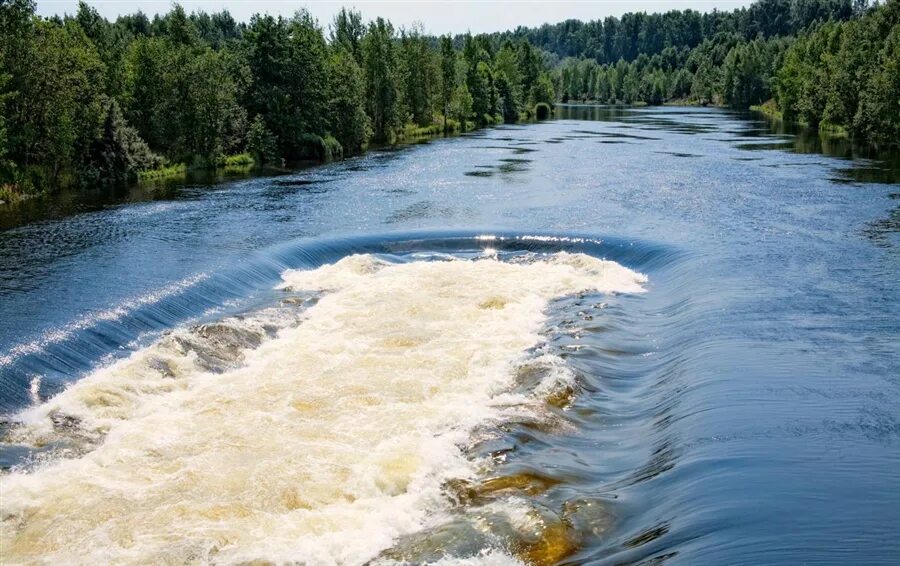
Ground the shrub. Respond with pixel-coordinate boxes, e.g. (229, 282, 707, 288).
(137, 163, 187, 182)
(0, 184, 23, 204)
(220, 153, 255, 173)
(247, 116, 280, 165)
(84, 99, 162, 184)
(402, 122, 443, 139)
(221, 153, 254, 167)
(443, 118, 461, 133)
(323, 135, 343, 161)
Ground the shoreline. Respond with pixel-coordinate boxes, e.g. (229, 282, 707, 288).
(0, 120, 519, 230)
(0, 115, 523, 213)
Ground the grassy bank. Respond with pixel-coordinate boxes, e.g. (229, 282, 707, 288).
(750, 99, 783, 120)
(400, 116, 484, 140)
(1, 118, 516, 210)
(0, 184, 28, 205)
(137, 163, 188, 182)
(751, 99, 849, 138)
(137, 153, 259, 184)
(220, 153, 255, 174)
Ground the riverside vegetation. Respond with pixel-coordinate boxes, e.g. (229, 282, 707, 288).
(0, 0, 555, 202)
(550, 0, 898, 145)
(0, 0, 897, 203)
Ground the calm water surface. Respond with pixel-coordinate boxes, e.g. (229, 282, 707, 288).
(0, 106, 898, 564)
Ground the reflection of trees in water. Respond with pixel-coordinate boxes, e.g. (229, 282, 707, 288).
(556, 104, 900, 185)
(863, 203, 900, 248)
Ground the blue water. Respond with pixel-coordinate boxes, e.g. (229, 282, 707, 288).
(1, 106, 898, 564)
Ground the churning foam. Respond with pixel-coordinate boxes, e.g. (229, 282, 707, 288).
(0, 253, 646, 565)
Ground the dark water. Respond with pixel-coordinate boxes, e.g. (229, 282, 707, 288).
(1, 105, 899, 564)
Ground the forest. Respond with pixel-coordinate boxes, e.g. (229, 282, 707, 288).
(0, 0, 555, 201)
(551, 0, 898, 145)
(0, 0, 897, 202)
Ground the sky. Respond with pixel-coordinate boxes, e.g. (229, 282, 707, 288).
(36, 1, 753, 35)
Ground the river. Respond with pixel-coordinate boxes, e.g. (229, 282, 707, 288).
(0, 105, 898, 564)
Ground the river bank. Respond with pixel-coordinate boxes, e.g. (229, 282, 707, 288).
(0, 114, 536, 230)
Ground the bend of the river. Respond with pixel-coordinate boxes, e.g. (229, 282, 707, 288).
(0, 105, 898, 565)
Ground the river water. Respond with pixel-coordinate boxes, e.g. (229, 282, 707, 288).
(0, 106, 898, 564)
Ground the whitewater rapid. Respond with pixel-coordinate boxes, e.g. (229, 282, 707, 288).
(0, 252, 646, 565)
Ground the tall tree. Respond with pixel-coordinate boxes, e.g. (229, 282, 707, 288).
(327, 46, 371, 153)
(399, 25, 436, 127)
(330, 8, 365, 63)
(123, 36, 169, 148)
(362, 17, 401, 142)
(439, 35, 456, 131)
(7, 19, 105, 182)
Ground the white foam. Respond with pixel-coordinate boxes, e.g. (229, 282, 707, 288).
(1, 253, 645, 564)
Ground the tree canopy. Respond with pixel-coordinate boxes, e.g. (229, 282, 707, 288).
(0, 0, 896, 199)
(549, 0, 897, 147)
(0, 1, 554, 196)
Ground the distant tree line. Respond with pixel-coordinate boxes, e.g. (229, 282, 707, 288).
(549, 0, 898, 146)
(488, 0, 864, 63)
(554, 34, 791, 108)
(0, 1, 555, 198)
(775, 0, 899, 144)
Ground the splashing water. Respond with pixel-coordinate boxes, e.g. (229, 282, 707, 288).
(0, 252, 646, 565)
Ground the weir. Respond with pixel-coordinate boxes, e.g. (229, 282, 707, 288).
(1, 239, 651, 564)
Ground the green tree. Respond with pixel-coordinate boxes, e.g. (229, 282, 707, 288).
(174, 48, 245, 163)
(8, 19, 105, 183)
(691, 59, 719, 105)
(284, 11, 329, 143)
(73, 1, 130, 98)
(0, 0, 36, 185)
(0, 73, 13, 185)
(362, 17, 401, 142)
(327, 46, 371, 153)
(439, 35, 456, 130)
(776, 23, 839, 125)
(851, 6, 900, 144)
(330, 8, 365, 63)
(450, 83, 474, 129)
(669, 67, 693, 99)
(472, 61, 498, 122)
(124, 22, 244, 164)
(462, 35, 497, 125)
(244, 13, 291, 148)
(495, 72, 519, 122)
(399, 26, 436, 127)
(518, 39, 541, 103)
(244, 10, 329, 159)
(123, 36, 169, 148)
(532, 73, 556, 106)
(723, 40, 768, 108)
(247, 114, 278, 164)
(85, 98, 160, 182)
(163, 4, 197, 46)
(494, 40, 524, 109)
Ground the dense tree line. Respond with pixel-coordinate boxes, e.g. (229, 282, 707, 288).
(0, 1, 555, 198)
(776, 0, 900, 144)
(555, 34, 790, 107)
(489, 0, 863, 63)
(1, 0, 897, 201)
(551, 0, 897, 147)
